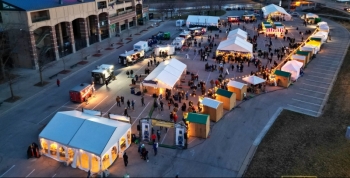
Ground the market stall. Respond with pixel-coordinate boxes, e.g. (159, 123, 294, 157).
(301, 46, 317, 55)
(261, 21, 285, 37)
(281, 60, 303, 81)
(39, 110, 132, 173)
(227, 80, 247, 101)
(292, 54, 307, 67)
(201, 97, 224, 122)
(296, 50, 312, 64)
(227, 28, 248, 40)
(154, 45, 175, 56)
(141, 58, 186, 96)
(305, 13, 321, 24)
(216, 37, 253, 60)
(261, 4, 292, 21)
(186, 15, 220, 30)
(242, 76, 266, 85)
(273, 70, 292, 88)
(186, 113, 210, 139)
(319, 24, 329, 32)
(215, 88, 236, 110)
(305, 40, 321, 53)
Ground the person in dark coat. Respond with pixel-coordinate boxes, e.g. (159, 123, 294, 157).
(123, 152, 128, 167)
(56, 79, 60, 87)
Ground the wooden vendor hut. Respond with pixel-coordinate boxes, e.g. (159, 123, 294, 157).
(227, 80, 247, 101)
(291, 55, 307, 67)
(201, 97, 224, 122)
(274, 70, 291, 88)
(186, 113, 210, 139)
(296, 50, 312, 64)
(215, 88, 236, 110)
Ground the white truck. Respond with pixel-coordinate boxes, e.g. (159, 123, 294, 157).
(134, 41, 150, 52)
(91, 64, 115, 84)
(176, 20, 185, 27)
(171, 37, 185, 50)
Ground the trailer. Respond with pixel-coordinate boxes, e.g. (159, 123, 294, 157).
(171, 37, 185, 50)
(176, 20, 185, 27)
(134, 41, 150, 52)
(189, 27, 206, 36)
(179, 31, 191, 39)
(91, 64, 115, 85)
(69, 83, 94, 103)
(119, 49, 145, 66)
(154, 45, 175, 56)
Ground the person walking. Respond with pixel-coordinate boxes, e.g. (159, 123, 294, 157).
(121, 96, 124, 105)
(153, 142, 158, 156)
(151, 133, 156, 143)
(168, 100, 171, 110)
(105, 80, 108, 87)
(56, 79, 60, 87)
(127, 100, 130, 109)
(123, 152, 128, 167)
(160, 100, 164, 111)
(131, 99, 135, 110)
(116, 96, 121, 107)
(87, 170, 91, 178)
(141, 96, 145, 106)
(157, 129, 161, 142)
(124, 108, 129, 117)
(185, 91, 189, 100)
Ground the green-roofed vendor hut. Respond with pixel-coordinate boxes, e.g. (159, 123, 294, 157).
(186, 113, 210, 138)
(274, 70, 292, 88)
(296, 50, 312, 65)
(215, 88, 236, 110)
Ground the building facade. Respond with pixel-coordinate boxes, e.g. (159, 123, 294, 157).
(0, 0, 149, 69)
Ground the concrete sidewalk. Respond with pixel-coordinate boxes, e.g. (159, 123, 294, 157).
(0, 20, 163, 115)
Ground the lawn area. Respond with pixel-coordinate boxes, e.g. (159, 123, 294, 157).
(244, 8, 350, 177)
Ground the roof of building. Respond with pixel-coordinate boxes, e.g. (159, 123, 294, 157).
(3, 0, 95, 11)
(274, 70, 291, 78)
(187, 113, 209, 125)
(216, 88, 233, 98)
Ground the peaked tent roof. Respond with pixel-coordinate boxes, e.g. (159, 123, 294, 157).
(202, 97, 222, 109)
(217, 37, 253, 54)
(143, 58, 186, 89)
(227, 28, 248, 40)
(227, 80, 246, 89)
(187, 113, 209, 125)
(39, 110, 131, 156)
(262, 4, 291, 18)
(242, 76, 266, 85)
(281, 60, 303, 72)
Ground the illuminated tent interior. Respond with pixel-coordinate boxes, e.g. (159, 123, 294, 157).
(261, 4, 292, 20)
(39, 110, 131, 173)
(281, 60, 303, 80)
(216, 36, 253, 58)
(142, 58, 187, 96)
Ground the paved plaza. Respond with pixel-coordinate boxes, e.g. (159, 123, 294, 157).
(0, 9, 349, 178)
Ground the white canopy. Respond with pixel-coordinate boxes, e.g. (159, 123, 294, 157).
(143, 58, 186, 89)
(242, 76, 265, 85)
(306, 13, 318, 19)
(313, 31, 328, 43)
(202, 97, 222, 109)
(227, 80, 246, 89)
(186, 15, 220, 27)
(317, 21, 327, 27)
(227, 28, 248, 40)
(319, 24, 329, 32)
(217, 37, 253, 55)
(262, 4, 292, 20)
(281, 60, 303, 80)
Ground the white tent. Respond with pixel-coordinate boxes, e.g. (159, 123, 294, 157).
(281, 60, 303, 80)
(228, 80, 246, 89)
(306, 13, 319, 19)
(242, 76, 266, 85)
(301, 46, 316, 55)
(186, 15, 220, 28)
(319, 24, 329, 32)
(217, 37, 253, 56)
(313, 31, 328, 42)
(262, 4, 292, 20)
(317, 21, 327, 27)
(39, 110, 132, 173)
(142, 58, 186, 89)
(227, 28, 248, 40)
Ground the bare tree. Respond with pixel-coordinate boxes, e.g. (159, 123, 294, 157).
(38, 54, 56, 86)
(165, 1, 176, 18)
(156, 3, 168, 21)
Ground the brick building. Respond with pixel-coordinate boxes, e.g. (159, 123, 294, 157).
(0, 0, 149, 69)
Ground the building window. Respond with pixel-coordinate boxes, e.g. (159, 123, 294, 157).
(125, 6, 133, 12)
(30, 10, 50, 23)
(98, 1, 107, 9)
(0, 12, 3, 23)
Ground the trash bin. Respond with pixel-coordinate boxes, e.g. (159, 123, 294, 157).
(130, 87, 135, 94)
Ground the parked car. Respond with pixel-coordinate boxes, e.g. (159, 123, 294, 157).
(226, 8, 232, 11)
(290, 12, 300, 16)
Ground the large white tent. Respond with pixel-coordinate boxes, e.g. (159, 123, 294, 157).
(39, 110, 131, 173)
(227, 28, 248, 40)
(262, 4, 292, 20)
(281, 60, 303, 80)
(142, 58, 186, 94)
(217, 37, 253, 56)
(186, 15, 220, 28)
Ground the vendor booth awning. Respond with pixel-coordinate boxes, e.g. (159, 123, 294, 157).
(242, 76, 266, 85)
(227, 28, 248, 40)
(319, 24, 329, 32)
(143, 58, 186, 89)
(228, 80, 246, 89)
(262, 4, 292, 20)
(186, 15, 220, 27)
(281, 60, 303, 80)
(217, 37, 253, 55)
(306, 13, 319, 19)
(202, 97, 222, 109)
